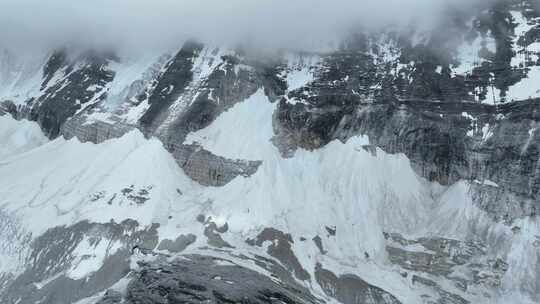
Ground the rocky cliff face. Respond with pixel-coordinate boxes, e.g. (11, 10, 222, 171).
(1, 0, 540, 303)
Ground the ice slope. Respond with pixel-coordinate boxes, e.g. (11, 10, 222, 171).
(0, 129, 200, 236)
(428, 181, 540, 302)
(185, 89, 435, 247)
(0, 116, 48, 277)
(184, 89, 540, 303)
(182, 89, 441, 301)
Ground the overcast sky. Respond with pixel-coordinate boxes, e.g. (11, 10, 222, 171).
(0, 0, 493, 54)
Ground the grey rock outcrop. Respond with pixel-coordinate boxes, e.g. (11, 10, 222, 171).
(120, 255, 319, 304)
(168, 143, 262, 187)
(385, 232, 510, 304)
(157, 234, 197, 253)
(276, 96, 540, 222)
(247, 228, 311, 281)
(30, 51, 116, 138)
(0, 220, 158, 304)
(315, 264, 401, 304)
(61, 114, 136, 143)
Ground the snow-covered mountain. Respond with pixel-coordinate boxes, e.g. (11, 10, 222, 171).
(1, 1, 539, 303)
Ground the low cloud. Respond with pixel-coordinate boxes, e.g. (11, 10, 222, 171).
(0, 0, 494, 54)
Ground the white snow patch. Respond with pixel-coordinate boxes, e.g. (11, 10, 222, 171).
(120, 99, 151, 124)
(33, 273, 64, 290)
(507, 66, 540, 101)
(0, 130, 200, 236)
(285, 53, 320, 92)
(0, 115, 48, 159)
(481, 123, 494, 141)
(105, 54, 166, 108)
(461, 112, 474, 120)
(462, 112, 478, 137)
(73, 276, 132, 304)
(213, 259, 236, 266)
(86, 84, 101, 92)
(474, 179, 499, 188)
(454, 35, 486, 75)
(81, 112, 117, 126)
(67, 236, 123, 280)
(510, 11, 537, 67)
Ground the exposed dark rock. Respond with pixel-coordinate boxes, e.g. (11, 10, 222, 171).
(385, 233, 488, 277)
(325, 226, 336, 236)
(139, 40, 205, 131)
(312, 236, 326, 254)
(385, 233, 508, 303)
(121, 255, 319, 304)
(204, 222, 234, 249)
(0, 100, 17, 117)
(412, 275, 469, 304)
(118, 185, 152, 205)
(196, 214, 206, 223)
(315, 263, 401, 304)
(247, 228, 310, 281)
(157, 234, 196, 253)
(95, 290, 122, 304)
(168, 143, 262, 187)
(61, 113, 135, 143)
(41, 50, 69, 90)
(30, 52, 116, 138)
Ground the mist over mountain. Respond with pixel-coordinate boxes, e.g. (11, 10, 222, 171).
(1, 0, 498, 53)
